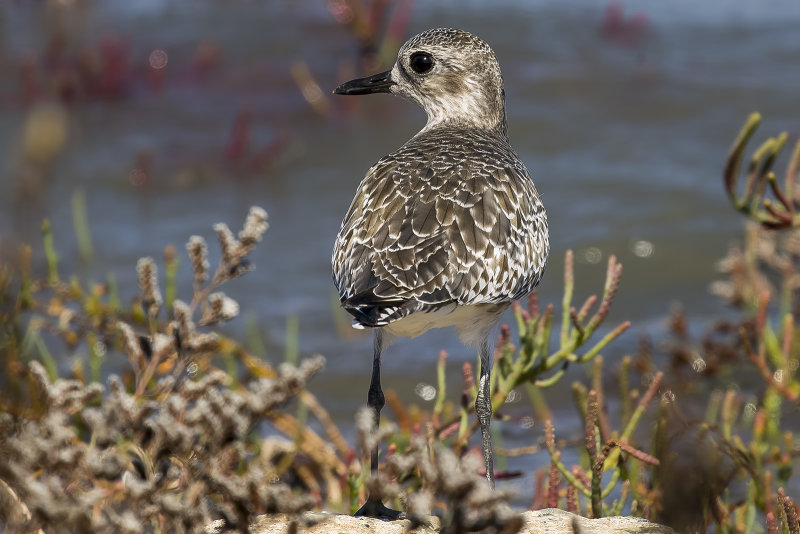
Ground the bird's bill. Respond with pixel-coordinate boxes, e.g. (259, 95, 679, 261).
(333, 70, 394, 95)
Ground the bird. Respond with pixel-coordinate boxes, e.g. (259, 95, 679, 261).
(332, 28, 549, 518)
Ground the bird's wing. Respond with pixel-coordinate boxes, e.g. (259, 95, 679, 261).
(332, 145, 548, 328)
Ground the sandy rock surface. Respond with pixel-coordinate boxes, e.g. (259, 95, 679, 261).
(207, 508, 677, 534)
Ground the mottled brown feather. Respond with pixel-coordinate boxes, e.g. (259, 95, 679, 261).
(333, 127, 548, 327)
(332, 28, 549, 332)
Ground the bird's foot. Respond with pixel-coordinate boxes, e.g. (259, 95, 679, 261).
(354, 497, 404, 520)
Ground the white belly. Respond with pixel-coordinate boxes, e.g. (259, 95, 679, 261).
(381, 302, 509, 347)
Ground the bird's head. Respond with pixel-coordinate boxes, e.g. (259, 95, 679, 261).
(334, 28, 507, 135)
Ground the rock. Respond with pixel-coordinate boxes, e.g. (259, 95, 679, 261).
(208, 508, 676, 534)
(251, 512, 437, 533)
(519, 509, 677, 533)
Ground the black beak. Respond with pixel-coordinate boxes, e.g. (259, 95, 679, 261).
(333, 70, 394, 95)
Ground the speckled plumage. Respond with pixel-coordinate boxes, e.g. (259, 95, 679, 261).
(333, 29, 549, 344)
(331, 29, 549, 509)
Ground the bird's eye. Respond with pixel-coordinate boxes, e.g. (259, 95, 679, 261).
(409, 52, 434, 74)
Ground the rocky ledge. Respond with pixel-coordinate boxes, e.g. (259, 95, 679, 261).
(208, 508, 676, 534)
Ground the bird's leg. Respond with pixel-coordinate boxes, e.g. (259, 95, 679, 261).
(367, 328, 385, 476)
(354, 329, 403, 519)
(476, 335, 496, 488)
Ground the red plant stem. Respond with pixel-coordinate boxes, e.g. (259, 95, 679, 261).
(462, 362, 474, 390)
(547, 457, 560, 508)
(763, 199, 792, 225)
(544, 419, 555, 449)
(528, 291, 539, 319)
(585, 391, 599, 460)
(566, 485, 578, 514)
(606, 440, 660, 466)
(766, 512, 779, 534)
(577, 295, 597, 323)
(531, 467, 547, 510)
(768, 173, 795, 213)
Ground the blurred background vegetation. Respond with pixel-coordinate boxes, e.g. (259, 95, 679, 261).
(0, 1, 799, 532)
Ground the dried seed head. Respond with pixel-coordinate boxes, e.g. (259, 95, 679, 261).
(118, 321, 144, 369)
(238, 206, 269, 253)
(212, 208, 268, 276)
(406, 490, 433, 518)
(151, 333, 176, 360)
(171, 299, 195, 348)
(226, 259, 253, 280)
(28, 360, 102, 412)
(201, 292, 240, 325)
(188, 332, 219, 352)
(136, 257, 162, 316)
(186, 235, 209, 285)
(85, 448, 126, 480)
(214, 223, 238, 267)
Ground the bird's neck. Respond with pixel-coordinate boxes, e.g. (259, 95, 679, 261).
(419, 108, 508, 137)
(416, 85, 508, 137)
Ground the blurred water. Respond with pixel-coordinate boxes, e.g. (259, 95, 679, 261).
(1, 0, 799, 503)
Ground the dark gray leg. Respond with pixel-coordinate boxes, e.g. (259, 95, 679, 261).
(367, 329, 385, 475)
(354, 329, 402, 519)
(475, 335, 496, 488)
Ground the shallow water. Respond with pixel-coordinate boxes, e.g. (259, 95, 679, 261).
(1, 0, 799, 505)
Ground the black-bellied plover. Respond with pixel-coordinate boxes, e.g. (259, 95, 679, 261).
(333, 28, 549, 518)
